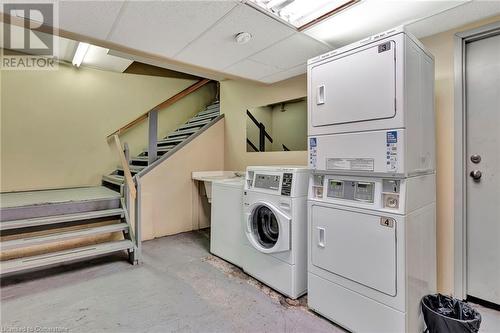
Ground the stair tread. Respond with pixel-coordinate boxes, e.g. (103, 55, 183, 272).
(178, 119, 212, 130)
(188, 112, 219, 123)
(1, 223, 129, 250)
(0, 186, 119, 210)
(0, 240, 134, 275)
(198, 107, 219, 115)
(0, 208, 124, 231)
(102, 174, 124, 186)
(117, 165, 145, 173)
(157, 136, 188, 144)
(169, 128, 199, 136)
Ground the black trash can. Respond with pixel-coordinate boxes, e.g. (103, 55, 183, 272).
(421, 294, 481, 333)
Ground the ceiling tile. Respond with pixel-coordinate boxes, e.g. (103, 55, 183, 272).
(406, 0, 500, 38)
(224, 59, 282, 80)
(58, 0, 125, 40)
(250, 33, 330, 70)
(175, 4, 295, 70)
(304, 0, 468, 47)
(259, 63, 306, 84)
(107, 1, 237, 58)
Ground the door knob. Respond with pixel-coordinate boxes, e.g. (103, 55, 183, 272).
(470, 170, 482, 182)
(470, 154, 481, 164)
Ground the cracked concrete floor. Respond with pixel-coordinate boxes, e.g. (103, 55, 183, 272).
(1, 230, 344, 333)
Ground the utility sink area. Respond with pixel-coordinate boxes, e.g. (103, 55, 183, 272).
(192, 171, 244, 203)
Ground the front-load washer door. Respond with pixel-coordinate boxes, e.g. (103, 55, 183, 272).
(310, 41, 396, 127)
(310, 204, 397, 296)
(245, 202, 290, 254)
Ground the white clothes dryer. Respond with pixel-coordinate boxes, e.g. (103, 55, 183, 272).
(308, 173, 436, 333)
(242, 166, 309, 299)
(307, 26, 435, 176)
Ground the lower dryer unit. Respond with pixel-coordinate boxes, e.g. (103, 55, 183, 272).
(210, 178, 245, 268)
(307, 173, 436, 333)
(241, 166, 309, 299)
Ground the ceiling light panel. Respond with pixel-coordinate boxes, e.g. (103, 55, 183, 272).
(249, 0, 353, 28)
(305, 0, 469, 47)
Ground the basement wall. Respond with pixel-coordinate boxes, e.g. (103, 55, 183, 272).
(139, 118, 225, 240)
(0, 62, 215, 192)
(220, 75, 308, 170)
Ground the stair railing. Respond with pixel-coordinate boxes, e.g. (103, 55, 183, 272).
(107, 78, 211, 165)
(107, 78, 212, 263)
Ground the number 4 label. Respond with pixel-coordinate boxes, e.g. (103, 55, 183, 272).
(380, 217, 395, 228)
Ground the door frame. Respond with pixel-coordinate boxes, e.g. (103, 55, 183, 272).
(453, 21, 500, 300)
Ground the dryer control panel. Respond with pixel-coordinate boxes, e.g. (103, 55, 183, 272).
(309, 173, 414, 214)
(326, 179, 375, 203)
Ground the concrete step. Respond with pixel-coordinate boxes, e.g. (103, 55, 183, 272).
(0, 187, 120, 222)
(1, 223, 129, 250)
(0, 240, 134, 276)
(0, 208, 124, 231)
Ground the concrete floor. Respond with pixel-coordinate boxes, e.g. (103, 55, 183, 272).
(1, 231, 499, 333)
(1, 231, 343, 333)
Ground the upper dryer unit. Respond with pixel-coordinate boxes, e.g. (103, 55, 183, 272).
(307, 26, 435, 177)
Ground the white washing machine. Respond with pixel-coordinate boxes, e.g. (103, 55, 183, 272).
(308, 26, 435, 176)
(307, 173, 436, 333)
(242, 166, 309, 299)
(210, 178, 245, 268)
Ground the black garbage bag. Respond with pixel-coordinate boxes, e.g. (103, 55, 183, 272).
(421, 294, 481, 333)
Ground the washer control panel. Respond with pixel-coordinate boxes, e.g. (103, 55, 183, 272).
(254, 174, 281, 190)
(327, 179, 375, 203)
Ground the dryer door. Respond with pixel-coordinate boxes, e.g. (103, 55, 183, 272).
(310, 41, 396, 127)
(245, 202, 290, 254)
(310, 204, 397, 296)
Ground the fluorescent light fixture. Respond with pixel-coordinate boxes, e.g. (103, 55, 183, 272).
(72, 42, 90, 67)
(248, 0, 357, 29)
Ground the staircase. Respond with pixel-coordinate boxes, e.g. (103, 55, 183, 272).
(0, 186, 137, 276)
(102, 101, 220, 192)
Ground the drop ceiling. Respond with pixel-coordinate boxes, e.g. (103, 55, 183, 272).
(6, 0, 500, 83)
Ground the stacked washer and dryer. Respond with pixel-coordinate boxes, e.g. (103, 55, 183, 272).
(306, 26, 437, 333)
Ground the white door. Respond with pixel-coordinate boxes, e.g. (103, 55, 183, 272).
(465, 32, 500, 305)
(310, 41, 396, 127)
(310, 205, 397, 296)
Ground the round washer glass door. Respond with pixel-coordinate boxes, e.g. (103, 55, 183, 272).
(247, 202, 290, 253)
